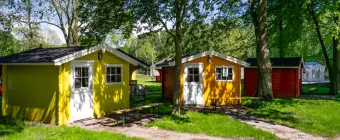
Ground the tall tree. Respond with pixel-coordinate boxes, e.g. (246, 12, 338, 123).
(79, 0, 224, 114)
(307, 0, 339, 94)
(331, 1, 340, 94)
(249, 0, 273, 100)
(41, 0, 80, 47)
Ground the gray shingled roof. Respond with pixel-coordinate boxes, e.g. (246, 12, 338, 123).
(0, 47, 86, 63)
(246, 57, 303, 67)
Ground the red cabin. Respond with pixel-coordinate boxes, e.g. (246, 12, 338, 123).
(244, 57, 303, 98)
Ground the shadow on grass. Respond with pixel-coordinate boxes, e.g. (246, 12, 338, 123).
(167, 115, 191, 124)
(249, 108, 298, 123)
(146, 85, 161, 92)
(0, 117, 26, 136)
(242, 98, 298, 109)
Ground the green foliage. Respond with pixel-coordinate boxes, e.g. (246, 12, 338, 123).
(335, 94, 340, 98)
(146, 111, 276, 140)
(0, 31, 20, 56)
(243, 99, 340, 137)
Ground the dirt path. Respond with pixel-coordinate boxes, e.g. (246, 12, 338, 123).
(70, 112, 248, 140)
(185, 106, 325, 140)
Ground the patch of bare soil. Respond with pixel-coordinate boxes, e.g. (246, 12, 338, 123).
(185, 106, 326, 140)
(70, 112, 251, 140)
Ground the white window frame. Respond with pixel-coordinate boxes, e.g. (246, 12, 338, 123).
(215, 66, 234, 82)
(105, 64, 123, 84)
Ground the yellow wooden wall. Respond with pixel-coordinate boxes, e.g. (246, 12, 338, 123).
(2, 65, 59, 124)
(58, 51, 130, 125)
(179, 56, 241, 106)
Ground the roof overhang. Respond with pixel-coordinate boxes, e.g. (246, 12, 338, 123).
(246, 66, 301, 69)
(167, 51, 250, 67)
(0, 44, 149, 68)
(54, 44, 149, 68)
(0, 62, 55, 65)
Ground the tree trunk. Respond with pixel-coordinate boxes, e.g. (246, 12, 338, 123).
(172, 37, 182, 115)
(278, 0, 284, 58)
(309, 4, 334, 94)
(249, 0, 273, 100)
(172, 0, 185, 115)
(257, 0, 273, 100)
(279, 15, 284, 58)
(332, 8, 340, 94)
(332, 36, 340, 94)
(27, 0, 33, 49)
(72, 0, 79, 46)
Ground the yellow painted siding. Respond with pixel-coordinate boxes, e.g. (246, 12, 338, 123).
(58, 51, 130, 125)
(180, 56, 241, 106)
(2, 65, 59, 124)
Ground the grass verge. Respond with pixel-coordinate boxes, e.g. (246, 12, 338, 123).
(146, 111, 276, 140)
(0, 101, 141, 140)
(302, 84, 329, 95)
(243, 99, 340, 137)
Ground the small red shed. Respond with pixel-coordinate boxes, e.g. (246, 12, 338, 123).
(244, 57, 303, 98)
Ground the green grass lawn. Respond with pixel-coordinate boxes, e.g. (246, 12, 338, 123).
(136, 75, 161, 92)
(130, 76, 163, 108)
(0, 100, 141, 140)
(243, 99, 340, 137)
(146, 111, 276, 140)
(301, 84, 329, 95)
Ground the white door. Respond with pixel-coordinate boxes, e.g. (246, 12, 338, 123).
(70, 60, 94, 122)
(184, 63, 203, 105)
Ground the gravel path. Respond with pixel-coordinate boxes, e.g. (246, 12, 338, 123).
(70, 112, 249, 140)
(186, 106, 325, 140)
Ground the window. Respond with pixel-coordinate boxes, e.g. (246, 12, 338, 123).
(106, 64, 122, 84)
(74, 67, 89, 88)
(215, 66, 233, 81)
(186, 67, 199, 82)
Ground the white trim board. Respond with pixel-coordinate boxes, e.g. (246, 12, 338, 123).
(53, 44, 148, 68)
(168, 51, 250, 67)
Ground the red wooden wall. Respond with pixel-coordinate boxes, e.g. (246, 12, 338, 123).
(162, 67, 174, 101)
(244, 67, 302, 98)
(156, 69, 162, 83)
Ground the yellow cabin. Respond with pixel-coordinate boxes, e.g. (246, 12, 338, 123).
(157, 51, 249, 106)
(0, 44, 148, 125)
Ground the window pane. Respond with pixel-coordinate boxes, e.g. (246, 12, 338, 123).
(216, 68, 221, 74)
(116, 75, 121, 82)
(186, 75, 193, 82)
(75, 68, 81, 77)
(106, 75, 111, 83)
(117, 67, 121, 74)
(227, 68, 233, 80)
(75, 78, 81, 88)
(222, 75, 227, 80)
(82, 78, 88, 87)
(228, 68, 233, 74)
(193, 68, 199, 74)
(82, 67, 89, 77)
(111, 67, 116, 74)
(194, 75, 199, 82)
(111, 75, 116, 82)
(189, 68, 193, 74)
(227, 75, 232, 80)
(216, 73, 221, 80)
(107, 67, 110, 74)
